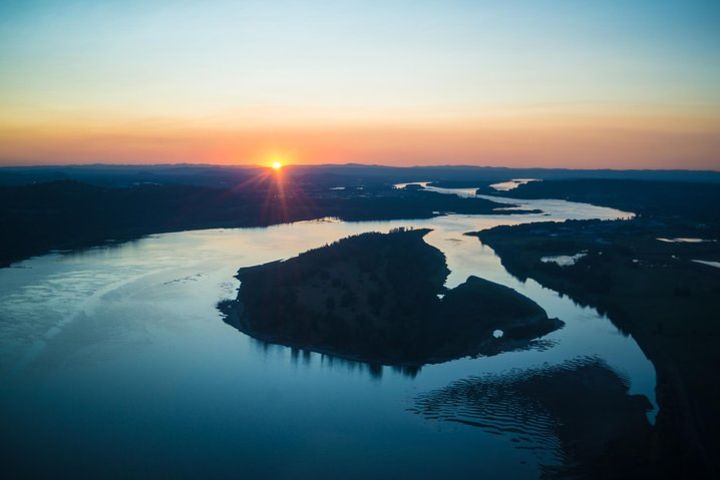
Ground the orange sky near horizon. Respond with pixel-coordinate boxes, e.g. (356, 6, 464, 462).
(1, 1, 719, 170)
(2, 111, 718, 169)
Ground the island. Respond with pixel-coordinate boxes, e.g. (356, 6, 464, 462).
(221, 228, 563, 367)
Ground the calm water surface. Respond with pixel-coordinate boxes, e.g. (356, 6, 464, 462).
(0, 190, 653, 478)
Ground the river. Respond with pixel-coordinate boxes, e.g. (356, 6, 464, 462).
(0, 188, 653, 478)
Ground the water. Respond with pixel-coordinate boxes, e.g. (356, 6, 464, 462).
(657, 237, 716, 243)
(692, 259, 720, 269)
(0, 190, 654, 478)
(489, 178, 541, 192)
(541, 253, 587, 267)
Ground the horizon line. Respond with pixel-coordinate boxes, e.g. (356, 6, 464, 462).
(1, 162, 719, 173)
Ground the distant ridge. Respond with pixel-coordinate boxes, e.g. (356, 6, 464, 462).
(1, 163, 719, 187)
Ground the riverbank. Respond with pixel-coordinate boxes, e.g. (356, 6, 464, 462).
(474, 218, 720, 477)
(0, 180, 535, 268)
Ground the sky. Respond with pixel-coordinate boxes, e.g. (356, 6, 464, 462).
(1, 0, 719, 169)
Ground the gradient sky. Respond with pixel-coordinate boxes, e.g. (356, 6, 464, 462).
(1, 0, 719, 168)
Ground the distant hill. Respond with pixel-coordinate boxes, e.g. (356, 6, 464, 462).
(2, 163, 719, 188)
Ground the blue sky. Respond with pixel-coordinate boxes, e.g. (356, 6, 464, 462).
(1, 0, 719, 167)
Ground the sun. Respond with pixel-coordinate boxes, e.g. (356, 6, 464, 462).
(263, 151, 291, 171)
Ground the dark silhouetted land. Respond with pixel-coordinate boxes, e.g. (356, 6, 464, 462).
(3, 165, 719, 268)
(473, 178, 720, 478)
(222, 228, 562, 367)
(0, 178, 527, 268)
(411, 358, 654, 479)
(482, 178, 720, 222)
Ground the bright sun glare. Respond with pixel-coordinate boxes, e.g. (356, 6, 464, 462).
(264, 151, 289, 171)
